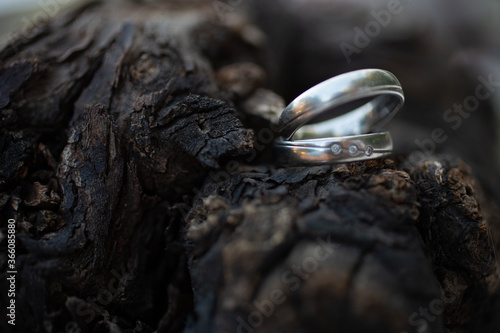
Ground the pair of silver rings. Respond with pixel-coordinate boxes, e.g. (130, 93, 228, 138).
(274, 69, 404, 165)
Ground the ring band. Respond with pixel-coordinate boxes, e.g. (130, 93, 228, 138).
(278, 69, 404, 140)
(274, 69, 403, 166)
(274, 132, 393, 165)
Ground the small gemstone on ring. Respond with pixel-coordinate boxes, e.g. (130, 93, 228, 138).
(331, 143, 342, 155)
(348, 145, 358, 155)
(365, 146, 374, 156)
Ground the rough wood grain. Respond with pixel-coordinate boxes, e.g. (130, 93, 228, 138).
(0, 1, 498, 333)
(185, 157, 499, 333)
(0, 2, 256, 332)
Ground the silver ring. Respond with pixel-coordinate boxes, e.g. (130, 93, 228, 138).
(275, 132, 393, 165)
(278, 69, 404, 140)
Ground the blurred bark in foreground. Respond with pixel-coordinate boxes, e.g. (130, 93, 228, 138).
(0, 1, 499, 332)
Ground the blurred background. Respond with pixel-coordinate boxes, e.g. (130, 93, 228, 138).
(0, 0, 83, 46)
(1, 1, 499, 331)
(246, 0, 500, 201)
(1, 0, 500, 199)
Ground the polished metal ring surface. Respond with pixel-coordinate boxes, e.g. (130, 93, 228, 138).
(274, 69, 404, 166)
(278, 69, 404, 140)
(275, 132, 393, 165)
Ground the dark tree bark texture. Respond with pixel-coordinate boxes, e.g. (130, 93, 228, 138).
(0, 1, 499, 333)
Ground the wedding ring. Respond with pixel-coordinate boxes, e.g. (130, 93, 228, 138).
(278, 69, 404, 140)
(275, 132, 393, 165)
(274, 69, 403, 166)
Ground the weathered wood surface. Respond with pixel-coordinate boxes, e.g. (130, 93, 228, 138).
(0, 1, 499, 333)
(185, 157, 499, 333)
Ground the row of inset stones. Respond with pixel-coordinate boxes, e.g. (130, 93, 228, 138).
(331, 143, 373, 156)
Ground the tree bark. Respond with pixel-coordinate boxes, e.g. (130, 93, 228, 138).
(0, 1, 498, 333)
(185, 157, 499, 333)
